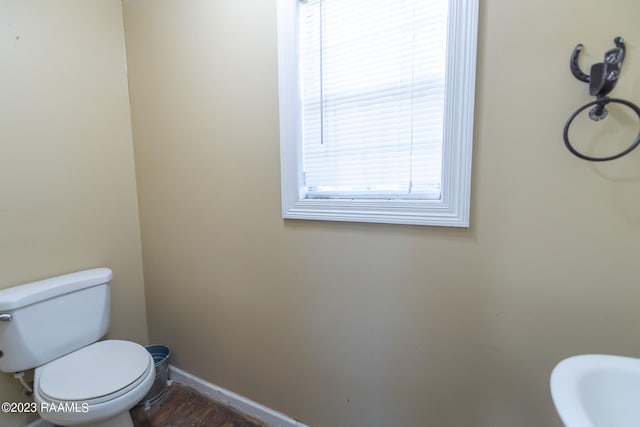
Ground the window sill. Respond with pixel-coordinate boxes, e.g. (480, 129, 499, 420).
(283, 198, 469, 227)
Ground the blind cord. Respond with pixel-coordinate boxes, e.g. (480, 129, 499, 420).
(408, 0, 416, 194)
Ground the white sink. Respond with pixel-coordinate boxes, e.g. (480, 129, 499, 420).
(551, 354, 640, 427)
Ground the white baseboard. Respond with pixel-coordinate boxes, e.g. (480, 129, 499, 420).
(168, 365, 309, 427)
(24, 419, 52, 427)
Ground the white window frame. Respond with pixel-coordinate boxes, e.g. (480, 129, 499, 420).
(277, 0, 478, 227)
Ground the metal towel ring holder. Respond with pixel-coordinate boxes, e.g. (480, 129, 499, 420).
(563, 37, 640, 161)
(564, 97, 640, 162)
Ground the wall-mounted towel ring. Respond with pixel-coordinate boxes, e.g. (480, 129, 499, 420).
(563, 97, 640, 162)
(563, 37, 640, 161)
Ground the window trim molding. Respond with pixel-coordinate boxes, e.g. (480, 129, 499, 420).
(277, 0, 478, 227)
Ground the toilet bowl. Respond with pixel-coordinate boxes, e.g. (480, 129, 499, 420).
(0, 268, 155, 427)
(34, 340, 155, 427)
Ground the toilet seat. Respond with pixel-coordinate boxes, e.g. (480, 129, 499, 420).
(36, 340, 152, 405)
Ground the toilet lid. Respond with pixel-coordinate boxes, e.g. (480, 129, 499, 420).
(37, 340, 152, 402)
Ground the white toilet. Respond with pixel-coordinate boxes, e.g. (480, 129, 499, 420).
(0, 268, 155, 427)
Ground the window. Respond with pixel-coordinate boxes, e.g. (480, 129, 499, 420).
(277, 0, 478, 226)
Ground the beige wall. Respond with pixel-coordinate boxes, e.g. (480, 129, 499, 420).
(124, 1, 640, 426)
(0, 1, 147, 425)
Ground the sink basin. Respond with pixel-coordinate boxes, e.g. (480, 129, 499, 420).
(551, 354, 640, 427)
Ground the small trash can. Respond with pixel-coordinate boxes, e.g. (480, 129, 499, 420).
(136, 345, 170, 408)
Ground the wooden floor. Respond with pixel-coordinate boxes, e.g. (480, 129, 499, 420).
(131, 383, 269, 427)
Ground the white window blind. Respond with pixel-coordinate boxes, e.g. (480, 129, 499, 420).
(298, 0, 448, 200)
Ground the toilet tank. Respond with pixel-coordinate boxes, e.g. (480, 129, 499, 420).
(0, 268, 112, 373)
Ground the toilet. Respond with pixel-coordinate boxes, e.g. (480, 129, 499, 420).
(0, 268, 155, 427)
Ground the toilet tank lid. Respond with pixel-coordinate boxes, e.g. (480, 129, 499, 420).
(0, 268, 112, 311)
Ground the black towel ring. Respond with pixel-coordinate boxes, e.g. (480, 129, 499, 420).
(563, 97, 640, 162)
(564, 37, 640, 161)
